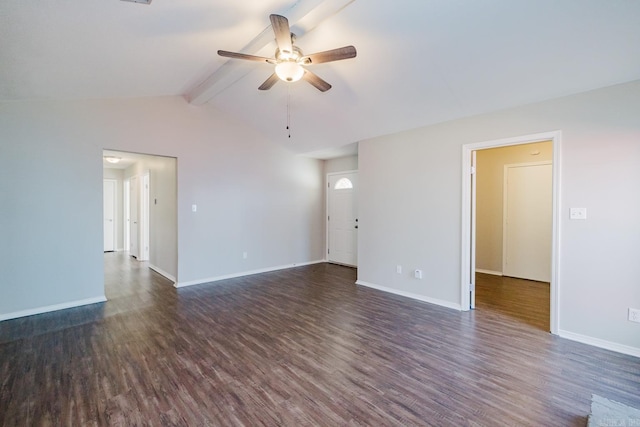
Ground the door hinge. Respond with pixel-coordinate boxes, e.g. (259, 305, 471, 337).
(327, 248, 330, 254)
(327, 215, 330, 221)
(470, 283, 475, 291)
(470, 166, 476, 175)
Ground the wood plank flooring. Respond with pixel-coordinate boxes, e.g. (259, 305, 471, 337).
(475, 272, 551, 332)
(0, 253, 638, 426)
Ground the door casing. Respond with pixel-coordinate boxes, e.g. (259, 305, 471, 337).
(461, 131, 561, 335)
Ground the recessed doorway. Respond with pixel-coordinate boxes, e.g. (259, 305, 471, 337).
(461, 131, 561, 334)
(102, 149, 178, 297)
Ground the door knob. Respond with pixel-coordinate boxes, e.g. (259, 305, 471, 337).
(355, 225, 358, 229)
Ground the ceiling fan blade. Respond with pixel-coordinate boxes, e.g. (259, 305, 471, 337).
(300, 45, 357, 65)
(302, 70, 332, 92)
(270, 14, 293, 55)
(258, 73, 280, 91)
(218, 50, 275, 64)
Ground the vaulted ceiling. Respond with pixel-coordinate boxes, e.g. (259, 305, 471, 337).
(2, 0, 640, 156)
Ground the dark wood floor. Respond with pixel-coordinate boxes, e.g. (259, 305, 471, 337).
(475, 272, 551, 332)
(1, 254, 638, 426)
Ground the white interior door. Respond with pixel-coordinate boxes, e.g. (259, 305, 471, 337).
(139, 173, 150, 261)
(328, 172, 358, 266)
(130, 175, 139, 258)
(123, 178, 130, 252)
(503, 162, 552, 282)
(103, 179, 116, 252)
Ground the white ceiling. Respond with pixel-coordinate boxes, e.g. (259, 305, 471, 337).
(103, 149, 158, 169)
(2, 0, 640, 157)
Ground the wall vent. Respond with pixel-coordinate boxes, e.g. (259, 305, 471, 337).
(121, 0, 152, 4)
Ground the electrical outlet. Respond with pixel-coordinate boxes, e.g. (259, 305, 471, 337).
(242, 252, 248, 259)
(569, 207, 587, 220)
(396, 265, 402, 274)
(414, 269, 422, 279)
(629, 308, 640, 323)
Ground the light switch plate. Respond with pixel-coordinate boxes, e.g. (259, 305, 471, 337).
(570, 207, 587, 220)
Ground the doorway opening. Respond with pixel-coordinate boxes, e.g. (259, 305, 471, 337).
(461, 131, 561, 334)
(102, 150, 178, 297)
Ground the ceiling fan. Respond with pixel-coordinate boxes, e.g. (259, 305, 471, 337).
(218, 14, 357, 92)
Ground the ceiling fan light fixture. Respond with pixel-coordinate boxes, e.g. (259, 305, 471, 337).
(217, 14, 356, 92)
(275, 61, 304, 82)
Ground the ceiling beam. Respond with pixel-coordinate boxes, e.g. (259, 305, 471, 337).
(185, 0, 355, 105)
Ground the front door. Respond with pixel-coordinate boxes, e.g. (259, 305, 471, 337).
(328, 172, 358, 266)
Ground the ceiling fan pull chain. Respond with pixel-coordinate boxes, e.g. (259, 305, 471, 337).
(287, 85, 291, 139)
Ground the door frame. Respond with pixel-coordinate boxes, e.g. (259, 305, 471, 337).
(103, 179, 117, 252)
(326, 170, 358, 264)
(461, 131, 562, 334)
(139, 172, 150, 261)
(130, 175, 138, 257)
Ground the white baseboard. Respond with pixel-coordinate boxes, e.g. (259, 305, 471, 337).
(175, 260, 325, 288)
(355, 280, 462, 311)
(149, 264, 176, 283)
(0, 296, 107, 322)
(476, 269, 503, 276)
(558, 329, 640, 358)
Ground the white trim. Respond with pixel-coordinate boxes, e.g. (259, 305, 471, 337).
(140, 172, 150, 262)
(149, 264, 176, 283)
(175, 260, 325, 288)
(470, 150, 476, 309)
(355, 280, 462, 311)
(476, 269, 503, 276)
(0, 296, 107, 322)
(461, 130, 562, 336)
(558, 330, 640, 358)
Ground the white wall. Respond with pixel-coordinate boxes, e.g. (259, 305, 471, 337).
(0, 96, 325, 318)
(103, 168, 124, 251)
(325, 155, 358, 174)
(358, 80, 640, 353)
(0, 103, 106, 316)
